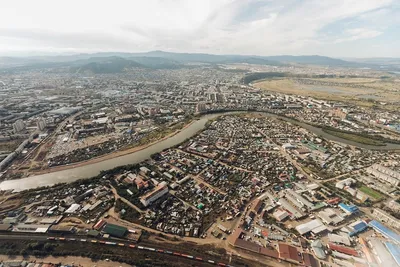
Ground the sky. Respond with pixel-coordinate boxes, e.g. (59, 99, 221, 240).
(0, 0, 399, 58)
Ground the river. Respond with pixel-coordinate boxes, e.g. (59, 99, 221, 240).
(1, 111, 399, 192)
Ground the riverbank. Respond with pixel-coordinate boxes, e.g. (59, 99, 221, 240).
(19, 120, 197, 178)
(1, 111, 399, 192)
(0, 113, 222, 192)
(322, 128, 386, 146)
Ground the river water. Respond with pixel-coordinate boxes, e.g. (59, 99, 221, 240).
(1, 111, 399, 192)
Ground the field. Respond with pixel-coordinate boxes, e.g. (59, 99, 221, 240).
(253, 76, 400, 109)
(358, 185, 384, 200)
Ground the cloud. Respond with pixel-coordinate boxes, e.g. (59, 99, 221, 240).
(0, 0, 398, 57)
(334, 28, 383, 43)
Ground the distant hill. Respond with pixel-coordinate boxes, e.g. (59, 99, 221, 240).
(128, 56, 183, 69)
(1, 51, 396, 71)
(130, 51, 283, 65)
(74, 57, 143, 74)
(263, 55, 353, 66)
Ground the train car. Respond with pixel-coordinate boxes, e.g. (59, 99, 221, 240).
(118, 243, 125, 247)
(207, 260, 215, 264)
(91, 240, 97, 243)
(138, 246, 144, 250)
(47, 237, 55, 240)
(195, 257, 203, 261)
(80, 239, 87, 242)
(157, 249, 164, 253)
(218, 263, 227, 267)
(58, 237, 65, 241)
(129, 244, 136, 248)
(165, 251, 173, 254)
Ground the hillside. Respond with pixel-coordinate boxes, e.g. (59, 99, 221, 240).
(74, 57, 143, 74)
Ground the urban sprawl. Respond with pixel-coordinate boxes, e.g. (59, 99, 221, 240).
(0, 63, 399, 267)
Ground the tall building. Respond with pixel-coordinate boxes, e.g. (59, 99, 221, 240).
(13, 119, 25, 133)
(37, 118, 47, 131)
(196, 103, 207, 113)
(140, 182, 168, 207)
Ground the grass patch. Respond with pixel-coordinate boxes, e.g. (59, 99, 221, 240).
(323, 129, 386, 146)
(358, 185, 384, 200)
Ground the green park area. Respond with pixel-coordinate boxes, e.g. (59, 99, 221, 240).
(358, 185, 384, 200)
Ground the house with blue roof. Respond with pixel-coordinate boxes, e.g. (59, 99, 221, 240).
(338, 203, 359, 215)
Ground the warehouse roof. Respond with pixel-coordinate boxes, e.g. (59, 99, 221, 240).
(296, 219, 327, 235)
(0, 223, 12, 231)
(278, 244, 302, 263)
(384, 242, 400, 266)
(328, 243, 358, 256)
(303, 253, 319, 267)
(369, 220, 400, 244)
(103, 223, 128, 238)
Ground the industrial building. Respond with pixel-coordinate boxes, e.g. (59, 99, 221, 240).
(140, 181, 169, 207)
(278, 198, 304, 219)
(338, 203, 359, 215)
(318, 208, 344, 225)
(13, 223, 50, 233)
(103, 223, 128, 238)
(367, 164, 400, 186)
(368, 220, 400, 245)
(296, 219, 328, 235)
(311, 240, 326, 259)
(372, 208, 400, 229)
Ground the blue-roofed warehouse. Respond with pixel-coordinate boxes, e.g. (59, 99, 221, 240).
(369, 220, 400, 245)
(338, 203, 359, 215)
(348, 221, 368, 237)
(384, 242, 400, 266)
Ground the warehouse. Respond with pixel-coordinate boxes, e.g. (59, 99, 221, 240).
(103, 223, 128, 238)
(302, 253, 319, 267)
(273, 209, 289, 221)
(311, 240, 326, 259)
(369, 220, 400, 244)
(328, 233, 351, 246)
(328, 243, 358, 256)
(296, 219, 328, 235)
(48, 225, 75, 234)
(347, 220, 368, 237)
(318, 208, 344, 225)
(338, 203, 359, 215)
(13, 223, 50, 233)
(65, 203, 81, 214)
(0, 224, 12, 232)
(384, 242, 400, 266)
(278, 198, 304, 219)
(278, 244, 302, 264)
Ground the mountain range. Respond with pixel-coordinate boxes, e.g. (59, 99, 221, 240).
(0, 50, 399, 73)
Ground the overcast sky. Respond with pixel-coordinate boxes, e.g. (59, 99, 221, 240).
(1, 0, 399, 57)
